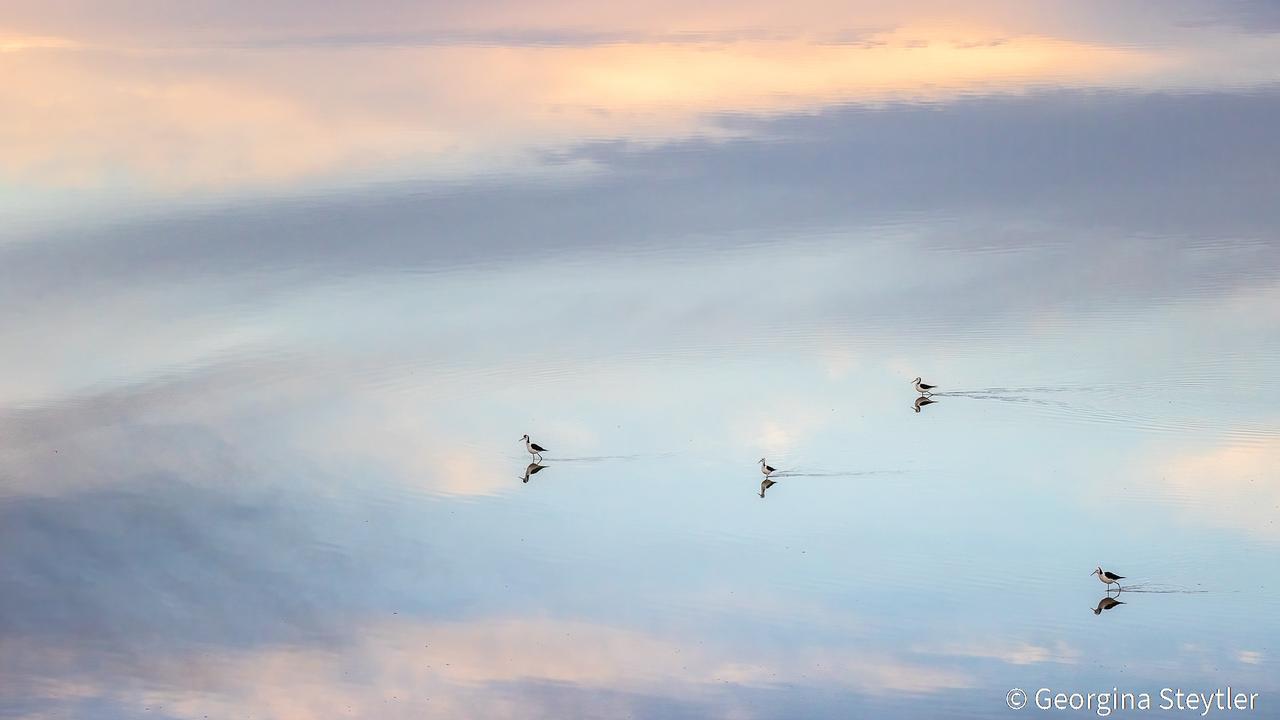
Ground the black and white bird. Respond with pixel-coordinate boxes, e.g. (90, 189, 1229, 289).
(912, 377, 938, 396)
(520, 462, 547, 484)
(1092, 566, 1125, 593)
(520, 434, 547, 461)
(759, 478, 776, 498)
(1092, 596, 1125, 615)
(759, 458, 777, 477)
(913, 396, 938, 413)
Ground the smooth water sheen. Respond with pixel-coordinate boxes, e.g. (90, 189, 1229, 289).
(2, 2, 1279, 718)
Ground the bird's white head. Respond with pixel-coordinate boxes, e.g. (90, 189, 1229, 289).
(1092, 566, 1102, 576)
(913, 377, 921, 383)
(520, 434, 530, 442)
(759, 457, 766, 464)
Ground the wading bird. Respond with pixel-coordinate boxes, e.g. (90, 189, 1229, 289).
(912, 377, 938, 396)
(1092, 566, 1125, 593)
(759, 458, 777, 477)
(520, 434, 547, 461)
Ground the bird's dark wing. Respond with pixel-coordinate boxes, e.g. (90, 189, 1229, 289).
(764, 465, 776, 472)
(919, 383, 937, 390)
(1104, 572, 1124, 580)
(530, 443, 547, 452)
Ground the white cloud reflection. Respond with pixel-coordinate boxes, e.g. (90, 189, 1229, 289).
(7, 615, 975, 719)
(1148, 438, 1280, 541)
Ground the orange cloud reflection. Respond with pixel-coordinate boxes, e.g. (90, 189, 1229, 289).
(0, 23, 1208, 191)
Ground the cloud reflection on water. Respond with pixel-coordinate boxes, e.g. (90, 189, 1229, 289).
(3, 3, 1280, 197)
(2, 2, 1280, 718)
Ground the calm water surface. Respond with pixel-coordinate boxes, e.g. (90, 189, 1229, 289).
(2, 2, 1279, 718)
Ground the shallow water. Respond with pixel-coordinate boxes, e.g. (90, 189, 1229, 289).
(3, 3, 1280, 719)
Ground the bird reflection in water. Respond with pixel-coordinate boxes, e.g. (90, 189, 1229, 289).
(1092, 596, 1125, 615)
(520, 462, 547, 484)
(913, 396, 938, 413)
(759, 478, 776, 498)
